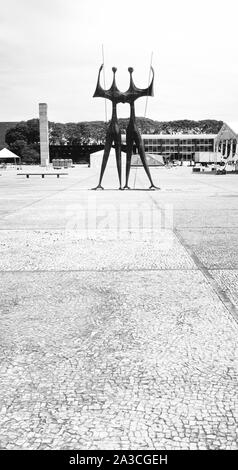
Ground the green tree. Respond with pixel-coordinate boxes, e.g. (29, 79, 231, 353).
(5, 123, 28, 145)
(79, 123, 92, 144)
(8, 140, 39, 164)
(5, 120, 40, 162)
(49, 122, 66, 145)
(26, 119, 40, 144)
(5, 120, 40, 146)
(9, 139, 28, 157)
(64, 123, 82, 144)
(21, 147, 40, 164)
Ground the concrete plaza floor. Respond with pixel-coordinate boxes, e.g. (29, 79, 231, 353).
(0, 163, 238, 450)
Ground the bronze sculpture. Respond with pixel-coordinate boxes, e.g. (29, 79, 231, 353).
(92, 65, 124, 190)
(92, 64, 160, 190)
(123, 67, 159, 190)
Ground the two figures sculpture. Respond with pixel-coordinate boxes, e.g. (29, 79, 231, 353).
(93, 65, 160, 190)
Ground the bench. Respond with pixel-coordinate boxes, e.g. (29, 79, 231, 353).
(17, 173, 68, 179)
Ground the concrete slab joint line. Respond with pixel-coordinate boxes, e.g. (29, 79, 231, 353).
(147, 191, 238, 325)
(174, 228, 238, 325)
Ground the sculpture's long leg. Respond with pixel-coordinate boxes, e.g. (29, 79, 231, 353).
(92, 133, 113, 190)
(114, 134, 122, 189)
(134, 130, 160, 189)
(123, 135, 133, 189)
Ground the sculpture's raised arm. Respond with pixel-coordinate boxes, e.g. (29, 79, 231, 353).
(93, 65, 125, 103)
(147, 66, 154, 98)
(135, 66, 154, 97)
(93, 64, 106, 98)
(125, 66, 154, 101)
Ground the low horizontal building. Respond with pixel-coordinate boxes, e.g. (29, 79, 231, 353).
(122, 122, 238, 164)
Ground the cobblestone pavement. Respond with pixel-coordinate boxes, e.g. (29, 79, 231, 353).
(0, 166, 238, 449)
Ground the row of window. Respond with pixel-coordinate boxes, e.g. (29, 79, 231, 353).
(145, 146, 213, 153)
(143, 139, 214, 145)
(145, 144, 213, 148)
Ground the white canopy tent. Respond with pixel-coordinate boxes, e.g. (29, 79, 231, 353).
(0, 148, 21, 165)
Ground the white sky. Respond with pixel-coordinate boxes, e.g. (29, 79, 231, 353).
(1, 0, 238, 123)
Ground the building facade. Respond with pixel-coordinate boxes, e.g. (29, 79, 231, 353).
(142, 134, 215, 162)
(121, 122, 238, 164)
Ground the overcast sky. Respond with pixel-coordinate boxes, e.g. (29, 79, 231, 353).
(1, 0, 238, 124)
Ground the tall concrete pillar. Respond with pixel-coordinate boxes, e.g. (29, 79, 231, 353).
(224, 139, 228, 158)
(235, 141, 238, 172)
(235, 140, 238, 157)
(219, 141, 223, 155)
(39, 103, 49, 166)
(229, 140, 234, 159)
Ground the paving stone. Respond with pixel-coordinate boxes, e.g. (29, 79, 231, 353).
(1, 167, 238, 449)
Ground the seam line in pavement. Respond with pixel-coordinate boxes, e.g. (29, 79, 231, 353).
(146, 189, 238, 325)
(0, 267, 237, 272)
(1, 226, 238, 230)
(174, 228, 238, 325)
(0, 268, 199, 273)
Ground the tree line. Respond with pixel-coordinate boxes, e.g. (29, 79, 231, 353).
(5, 118, 223, 163)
